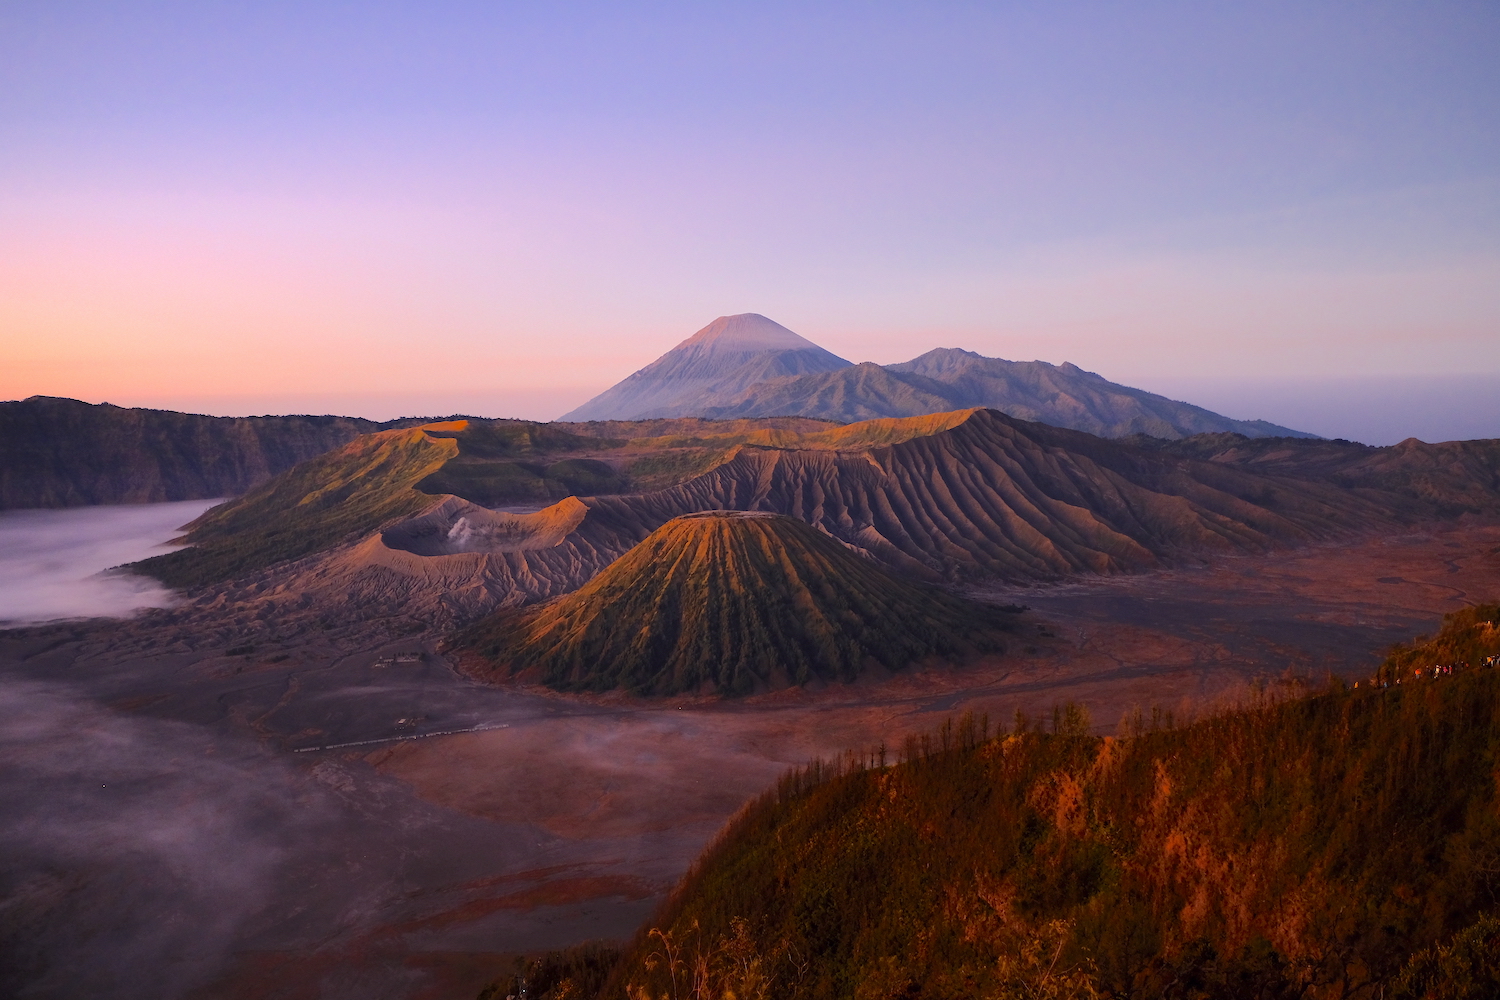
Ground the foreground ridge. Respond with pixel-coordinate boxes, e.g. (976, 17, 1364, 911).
(600, 605, 1500, 998)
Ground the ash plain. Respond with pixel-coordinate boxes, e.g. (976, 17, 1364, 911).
(2, 509, 1498, 1000)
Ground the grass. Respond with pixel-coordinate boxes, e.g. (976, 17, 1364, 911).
(132, 426, 457, 588)
(601, 604, 1500, 999)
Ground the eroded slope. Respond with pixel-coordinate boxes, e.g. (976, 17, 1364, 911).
(132, 408, 1453, 627)
(450, 511, 1018, 695)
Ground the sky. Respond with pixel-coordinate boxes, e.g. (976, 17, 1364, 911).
(2, 2, 1497, 441)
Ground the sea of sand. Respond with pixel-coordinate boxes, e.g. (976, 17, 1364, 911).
(2, 510, 1497, 1000)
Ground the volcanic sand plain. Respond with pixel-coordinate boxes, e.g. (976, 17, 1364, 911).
(2, 520, 1498, 1000)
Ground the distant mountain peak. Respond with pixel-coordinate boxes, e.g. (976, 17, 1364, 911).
(558, 314, 852, 422)
(559, 320, 1312, 439)
(707, 350, 1314, 439)
(678, 313, 822, 353)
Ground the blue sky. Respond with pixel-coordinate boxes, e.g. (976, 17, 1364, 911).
(2, 2, 1497, 441)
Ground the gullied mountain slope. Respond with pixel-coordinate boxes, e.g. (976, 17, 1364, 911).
(701, 362, 960, 424)
(701, 348, 1313, 439)
(579, 409, 1380, 584)
(449, 512, 1017, 696)
(559, 314, 852, 421)
(606, 635, 1500, 999)
(132, 414, 875, 589)
(1135, 431, 1500, 515)
(0, 396, 410, 509)
(128, 408, 1472, 629)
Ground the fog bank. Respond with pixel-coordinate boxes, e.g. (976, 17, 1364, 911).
(0, 679, 337, 1000)
(0, 500, 222, 626)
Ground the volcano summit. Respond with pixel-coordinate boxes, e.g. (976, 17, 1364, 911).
(559, 314, 853, 422)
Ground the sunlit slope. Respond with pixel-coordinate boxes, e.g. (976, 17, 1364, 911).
(450, 512, 1017, 695)
(585, 408, 1388, 581)
(608, 628, 1500, 998)
(132, 409, 1420, 610)
(134, 424, 462, 587)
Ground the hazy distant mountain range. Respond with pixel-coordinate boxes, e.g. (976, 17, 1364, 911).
(561, 313, 1315, 440)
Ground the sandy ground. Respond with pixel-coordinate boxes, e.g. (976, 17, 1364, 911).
(2, 520, 1498, 1000)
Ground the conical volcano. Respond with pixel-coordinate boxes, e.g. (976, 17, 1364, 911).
(559, 314, 852, 421)
(451, 511, 1017, 696)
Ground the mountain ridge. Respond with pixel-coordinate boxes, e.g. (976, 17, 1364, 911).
(127, 407, 1492, 629)
(560, 316, 1314, 439)
(0, 396, 431, 510)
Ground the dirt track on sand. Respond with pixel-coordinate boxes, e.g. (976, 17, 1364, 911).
(2, 521, 1497, 1000)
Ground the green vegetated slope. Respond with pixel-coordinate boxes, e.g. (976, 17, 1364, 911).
(134, 424, 463, 588)
(601, 605, 1500, 1000)
(127, 416, 847, 589)
(127, 408, 1498, 599)
(450, 512, 1018, 696)
(0, 395, 410, 509)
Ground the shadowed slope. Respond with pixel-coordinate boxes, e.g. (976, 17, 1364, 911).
(1137, 432, 1500, 514)
(450, 512, 1017, 696)
(0, 396, 416, 510)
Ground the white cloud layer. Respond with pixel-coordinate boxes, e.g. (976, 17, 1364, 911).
(0, 499, 222, 626)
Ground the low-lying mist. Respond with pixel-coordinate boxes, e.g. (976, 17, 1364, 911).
(0, 500, 222, 626)
(0, 679, 339, 1000)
